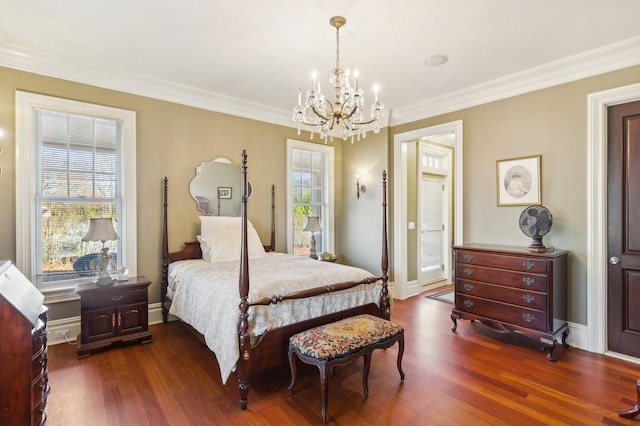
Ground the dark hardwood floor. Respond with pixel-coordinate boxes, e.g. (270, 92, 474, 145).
(46, 289, 640, 425)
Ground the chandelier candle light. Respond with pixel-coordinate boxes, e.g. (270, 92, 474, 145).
(293, 16, 384, 143)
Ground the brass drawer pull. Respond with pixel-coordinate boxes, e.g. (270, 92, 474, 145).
(463, 267, 474, 276)
(522, 313, 535, 322)
(522, 277, 535, 286)
(463, 299, 474, 308)
(522, 294, 535, 304)
(464, 254, 474, 262)
(463, 283, 474, 292)
(522, 261, 535, 270)
(110, 295, 124, 302)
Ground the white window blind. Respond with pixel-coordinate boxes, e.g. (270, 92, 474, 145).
(35, 110, 122, 284)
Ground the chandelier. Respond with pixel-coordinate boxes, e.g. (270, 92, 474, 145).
(293, 16, 384, 143)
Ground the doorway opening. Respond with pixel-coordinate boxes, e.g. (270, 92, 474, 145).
(393, 120, 463, 300)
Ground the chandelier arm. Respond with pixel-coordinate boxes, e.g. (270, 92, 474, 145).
(310, 103, 332, 123)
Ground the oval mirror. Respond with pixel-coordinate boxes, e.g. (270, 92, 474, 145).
(189, 157, 252, 216)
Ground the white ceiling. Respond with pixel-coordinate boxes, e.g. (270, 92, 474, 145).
(1, 0, 639, 128)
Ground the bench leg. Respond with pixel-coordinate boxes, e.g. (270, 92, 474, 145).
(397, 333, 405, 380)
(319, 363, 329, 424)
(287, 347, 297, 395)
(362, 351, 372, 399)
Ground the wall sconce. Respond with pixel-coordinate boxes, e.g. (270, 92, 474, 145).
(356, 175, 366, 199)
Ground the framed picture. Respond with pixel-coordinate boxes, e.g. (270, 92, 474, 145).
(496, 155, 541, 206)
(218, 187, 232, 199)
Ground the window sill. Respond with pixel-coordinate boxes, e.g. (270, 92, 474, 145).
(41, 286, 81, 304)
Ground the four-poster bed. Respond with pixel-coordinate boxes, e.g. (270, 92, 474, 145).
(160, 150, 390, 409)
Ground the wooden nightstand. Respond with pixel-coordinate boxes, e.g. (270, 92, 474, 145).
(76, 276, 152, 359)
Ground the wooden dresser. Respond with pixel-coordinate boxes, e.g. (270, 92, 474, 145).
(0, 261, 49, 425)
(451, 244, 569, 360)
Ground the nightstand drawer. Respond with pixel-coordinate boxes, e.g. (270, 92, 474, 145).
(81, 288, 147, 309)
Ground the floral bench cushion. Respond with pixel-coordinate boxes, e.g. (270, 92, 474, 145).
(289, 314, 403, 361)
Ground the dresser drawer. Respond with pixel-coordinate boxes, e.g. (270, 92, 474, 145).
(31, 375, 47, 408)
(81, 288, 147, 310)
(456, 295, 547, 331)
(31, 402, 46, 426)
(456, 263, 547, 292)
(31, 347, 47, 375)
(457, 250, 548, 273)
(456, 279, 547, 310)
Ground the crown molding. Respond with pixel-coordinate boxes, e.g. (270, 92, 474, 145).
(0, 42, 293, 128)
(1, 37, 639, 130)
(390, 36, 640, 126)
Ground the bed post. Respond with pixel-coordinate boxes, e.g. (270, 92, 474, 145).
(380, 171, 391, 320)
(161, 177, 169, 323)
(270, 184, 276, 252)
(237, 150, 251, 410)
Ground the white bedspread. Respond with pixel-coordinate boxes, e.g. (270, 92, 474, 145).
(167, 253, 381, 384)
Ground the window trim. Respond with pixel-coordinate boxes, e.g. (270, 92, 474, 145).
(15, 91, 137, 300)
(286, 139, 334, 255)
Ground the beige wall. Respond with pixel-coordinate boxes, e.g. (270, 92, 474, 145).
(3, 63, 640, 325)
(390, 64, 640, 324)
(339, 130, 389, 274)
(0, 66, 345, 320)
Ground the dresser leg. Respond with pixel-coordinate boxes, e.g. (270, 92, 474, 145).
(546, 342, 558, 362)
(450, 313, 459, 331)
(561, 329, 569, 348)
(619, 379, 640, 419)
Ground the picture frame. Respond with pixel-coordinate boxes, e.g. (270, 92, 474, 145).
(496, 155, 541, 206)
(218, 186, 232, 199)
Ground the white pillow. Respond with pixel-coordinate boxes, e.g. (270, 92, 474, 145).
(198, 217, 267, 261)
(200, 216, 254, 235)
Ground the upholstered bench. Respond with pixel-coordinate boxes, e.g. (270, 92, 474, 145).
(287, 314, 405, 423)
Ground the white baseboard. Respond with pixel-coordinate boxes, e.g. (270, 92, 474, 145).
(566, 321, 587, 351)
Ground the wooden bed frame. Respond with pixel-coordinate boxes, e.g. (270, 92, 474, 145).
(161, 150, 390, 410)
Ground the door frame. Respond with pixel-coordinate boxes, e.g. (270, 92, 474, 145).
(587, 82, 640, 357)
(393, 120, 463, 300)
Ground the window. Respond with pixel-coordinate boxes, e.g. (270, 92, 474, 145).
(286, 139, 334, 255)
(16, 91, 137, 299)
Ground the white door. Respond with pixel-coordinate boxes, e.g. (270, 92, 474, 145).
(420, 174, 447, 285)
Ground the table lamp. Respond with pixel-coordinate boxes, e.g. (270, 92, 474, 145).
(303, 216, 323, 260)
(82, 217, 119, 286)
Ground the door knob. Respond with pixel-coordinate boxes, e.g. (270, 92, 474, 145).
(609, 256, 621, 265)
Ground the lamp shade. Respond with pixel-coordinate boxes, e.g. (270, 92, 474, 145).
(82, 217, 119, 243)
(303, 216, 323, 233)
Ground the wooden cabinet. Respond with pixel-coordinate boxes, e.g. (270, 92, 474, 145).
(0, 261, 49, 426)
(77, 276, 152, 358)
(451, 244, 569, 361)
